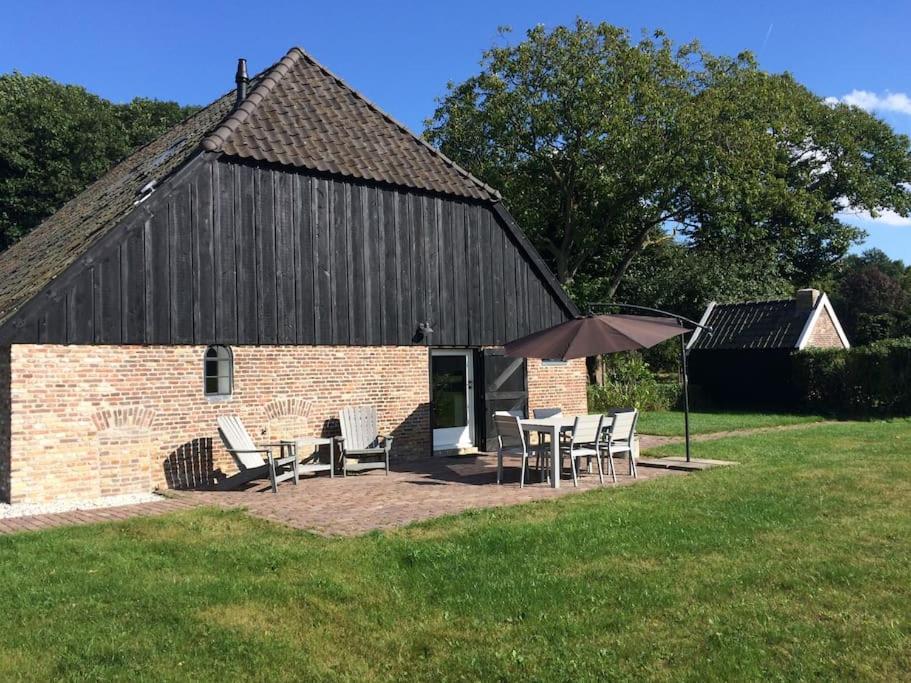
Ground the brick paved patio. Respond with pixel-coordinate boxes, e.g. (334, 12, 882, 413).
(0, 497, 198, 535)
(0, 454, 686, 537)
(182, 453, 683, 535)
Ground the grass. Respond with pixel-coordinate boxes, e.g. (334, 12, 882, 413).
(2, 420, 910, 680)
(637, 409, 826, 436)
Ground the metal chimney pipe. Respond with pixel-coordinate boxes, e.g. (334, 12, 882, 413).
(235, 58, 248, 107)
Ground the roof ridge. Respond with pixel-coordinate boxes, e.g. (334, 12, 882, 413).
(287, 46, 501, 200)
(201, 49, 303, 153)
(207, 46, 500, 201)
(715, 297, 793, 307)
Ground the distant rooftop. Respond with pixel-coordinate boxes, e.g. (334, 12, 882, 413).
(688, 289, 843, 351)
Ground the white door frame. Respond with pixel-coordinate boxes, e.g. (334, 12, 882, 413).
(430, 349, 475, 451)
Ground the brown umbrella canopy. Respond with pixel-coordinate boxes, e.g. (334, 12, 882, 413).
(504, 314, 692, 360)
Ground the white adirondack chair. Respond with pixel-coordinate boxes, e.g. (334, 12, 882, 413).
(216, 416, 298, 493)
(337, 406, 393, 476)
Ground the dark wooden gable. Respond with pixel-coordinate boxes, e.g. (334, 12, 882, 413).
(0, 155, 574, 346)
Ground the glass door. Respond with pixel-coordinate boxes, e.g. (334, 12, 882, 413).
(431, 350, 474, 450)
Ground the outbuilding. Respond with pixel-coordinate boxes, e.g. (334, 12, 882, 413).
(0, 47, 587, 504)
(686, 288, 849, 408)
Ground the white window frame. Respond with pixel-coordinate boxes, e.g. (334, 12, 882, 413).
(203, 345, 233, 398)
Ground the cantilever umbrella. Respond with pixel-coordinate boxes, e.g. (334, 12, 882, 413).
(504, 314, 691, 360)
(504, 313, 696, 460)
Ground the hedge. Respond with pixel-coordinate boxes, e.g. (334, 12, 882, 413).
(587, 353, 682, 412)
(588, 381, 680, 413)
(793, 337, 911, 416)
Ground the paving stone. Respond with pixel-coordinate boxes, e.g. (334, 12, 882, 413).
(181, 453, 683, 536)
(0, 455, 690, 537)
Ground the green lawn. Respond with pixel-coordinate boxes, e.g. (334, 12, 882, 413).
(637, 409, 826, 436)
(2, 420, 910, 681)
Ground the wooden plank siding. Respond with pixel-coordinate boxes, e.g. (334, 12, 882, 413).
(0, 157, 573, 346)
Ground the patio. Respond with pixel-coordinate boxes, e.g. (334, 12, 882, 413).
(181, 452, 685, 536)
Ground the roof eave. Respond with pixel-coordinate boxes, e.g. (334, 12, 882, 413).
(795, 293, 851, 350)
(490, 202, 579, 320)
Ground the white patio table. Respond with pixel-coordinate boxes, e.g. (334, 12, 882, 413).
(518, 415, 578, 489)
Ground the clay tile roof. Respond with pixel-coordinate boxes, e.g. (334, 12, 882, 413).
(201, 47, 499, 201)
(0, 47, 503, 328)
(690, 299, 811, 350)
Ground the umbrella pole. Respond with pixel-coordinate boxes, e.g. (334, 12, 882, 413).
(680, 333, 691, 463)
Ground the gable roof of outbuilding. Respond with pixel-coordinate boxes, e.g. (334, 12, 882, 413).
(0, 47, 546, 331)
(687, 294, 849, 351)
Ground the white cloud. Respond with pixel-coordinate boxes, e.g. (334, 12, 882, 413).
(840, 208, 911, 227)
(827, 89, 911, 115)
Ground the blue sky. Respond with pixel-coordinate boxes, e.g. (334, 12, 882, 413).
(2, 0, 910, 262)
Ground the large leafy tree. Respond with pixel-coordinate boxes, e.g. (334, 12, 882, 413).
(425, 20, 911, 300)
(827, 249, 911, 344)
(0, 73, 198, 250)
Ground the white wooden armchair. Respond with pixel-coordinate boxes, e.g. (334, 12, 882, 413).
(216, 416, 298, 493)
(337, 406, 392, 476)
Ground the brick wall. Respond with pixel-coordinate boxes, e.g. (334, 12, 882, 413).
(526, 358, 589, 416)
(7, 345, 430, 504)
(806, 308, 847, 349)
(0, 347, 10, 503)
(5, 345, 589, 504)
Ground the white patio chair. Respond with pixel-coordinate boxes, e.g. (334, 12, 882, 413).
(494, 414, 546, 488)
(337, 405, 393, 476)
(216, 415, 298, 493)
(494, 409, 551, 479)
(601, 409, 639, 479)
(559, 414, 606, 487)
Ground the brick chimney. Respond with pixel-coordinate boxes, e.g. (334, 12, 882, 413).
(795, 288, 821, 311)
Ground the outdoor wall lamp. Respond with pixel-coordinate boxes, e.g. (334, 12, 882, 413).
(413, 321, 434, 343)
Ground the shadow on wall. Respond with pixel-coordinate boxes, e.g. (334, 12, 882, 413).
(390, 402, 430, 457)
(163, 438, 222, 490)
(317, 402, 431, 458)
(161, 403, 433, 490)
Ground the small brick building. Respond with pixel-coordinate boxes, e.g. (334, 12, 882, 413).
(0, 48, 587, 504)
(686, 289, 849, 408)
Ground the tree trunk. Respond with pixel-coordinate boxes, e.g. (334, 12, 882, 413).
(604, 223, 654, 298)
(586, 354, 604, 386)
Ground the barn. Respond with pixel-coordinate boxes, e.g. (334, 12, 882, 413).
(687, 288, 849, 408)
(0, 47, 587, 504)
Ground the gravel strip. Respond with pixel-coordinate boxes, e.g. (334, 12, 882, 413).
(0, 492, 164, 519)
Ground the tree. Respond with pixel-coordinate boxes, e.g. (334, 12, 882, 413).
(0, 73, 198, 250)
(425, 20, 911, 302)
(829, 249, 911, 344)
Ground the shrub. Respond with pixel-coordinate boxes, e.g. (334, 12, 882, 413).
(588, 354, 681, 412)
(793, 337, 911, 416)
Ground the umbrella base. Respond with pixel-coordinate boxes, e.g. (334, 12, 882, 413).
(637, 457, 736, 471)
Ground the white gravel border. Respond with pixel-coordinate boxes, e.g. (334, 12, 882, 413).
(0, 492, 165, 519)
